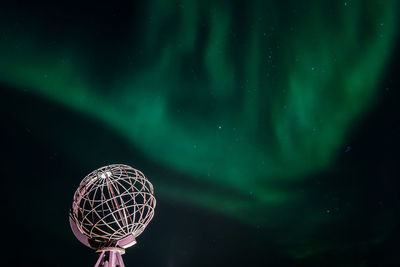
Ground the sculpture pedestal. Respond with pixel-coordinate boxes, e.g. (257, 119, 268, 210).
(94, 247, 125, 267)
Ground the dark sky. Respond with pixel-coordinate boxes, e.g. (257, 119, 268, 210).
(1, 0, 400, 266)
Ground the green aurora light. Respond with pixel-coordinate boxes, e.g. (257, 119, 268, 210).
(0, 0, 397, 227)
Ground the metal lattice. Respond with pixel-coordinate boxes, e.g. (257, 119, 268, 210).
(70, 164, 156, 246)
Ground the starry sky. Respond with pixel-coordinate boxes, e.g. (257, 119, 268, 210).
(1, 0, 400, 266)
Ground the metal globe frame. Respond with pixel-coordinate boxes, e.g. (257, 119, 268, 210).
(69, 164, 156, 267)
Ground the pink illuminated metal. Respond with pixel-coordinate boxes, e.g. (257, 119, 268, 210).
(69, 164, 156, 267)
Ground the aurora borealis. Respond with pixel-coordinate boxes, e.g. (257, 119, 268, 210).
(2, 0, 400, 266)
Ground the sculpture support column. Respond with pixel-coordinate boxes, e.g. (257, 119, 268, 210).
(94, 249, 125, 267)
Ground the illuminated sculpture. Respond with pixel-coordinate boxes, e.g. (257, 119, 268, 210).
(69, 164, 156, 267)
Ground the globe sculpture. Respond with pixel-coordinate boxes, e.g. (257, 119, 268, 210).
(69, 164, 156, 267)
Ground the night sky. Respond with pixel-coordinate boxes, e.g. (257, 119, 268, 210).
(1, 0, 400, 266)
